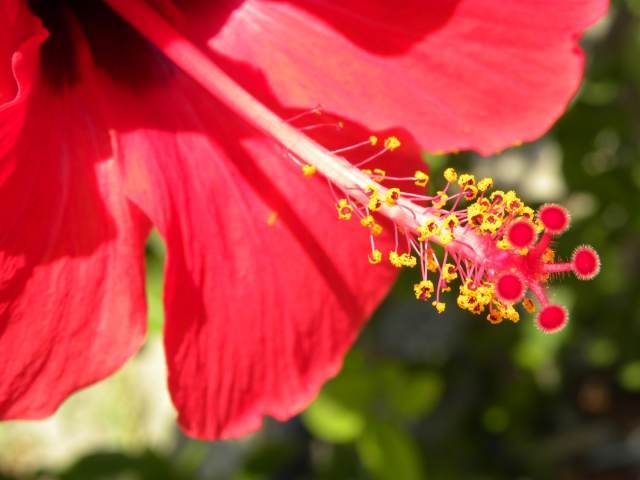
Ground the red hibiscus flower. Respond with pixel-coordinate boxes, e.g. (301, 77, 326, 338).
(0, 0, 607, 439)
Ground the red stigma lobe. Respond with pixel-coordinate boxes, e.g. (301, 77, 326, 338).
(536, 305, 568, 333)
(539, 204, 570, 234)
(572, 245, 601, 280)
(507, 220, 536, 248)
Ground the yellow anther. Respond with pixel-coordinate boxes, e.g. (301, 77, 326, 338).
(432, 301, 446, 314)
(522, 298, 536, 313)
(467, 204, 485, 227)
(372, 168, 386, 182)
(414, 171, 430, 187)
(471, 302, 485, 315)
(442, 263, 458, 282)
(443, 167, 458, 183)
(504, 190, 518, 202)
(361, 214, 382, 235)
(476, 198, 492, 211)
(477, 177, 494, 192)
(364, 183, 381, 211)
(459, 287, 471, 299)
(458, 173, 476, 188)
(336, 199, 354, 220)
(487, 311, 504, 324)
(504, 305, 520, 322)
(391, 252, 417, 268)
(427, 259, 438, 272)
(496, 238, 510, 250)
(460, 294, 479, 313)
(360, 215, 375, 228)
(365, 184, 379, 196)
(468, 302, 482, 315)
(417, 219, 441, 242)
(476, 283, 494, 306)
(464, 295, 480, 310)
(492, 301, 506, 312)
(443, 214, 459, 231)
(480, 213, 502, 233)
(461, 278, 478, 295)
(509, 201, 523, 215)
(504, 191, 523, 214)
(389, 251, 404, 268)
(267, 211, 278, 226)
(460, 279, 493, 315)
(463, 185, 478, 201)
(489, 190, 506, 206)
(432, 191, 449, 209)
(337, 121, 345, 129)
(368, 249, 382, 265)
(400, 253, 417, 268)
(417, 227, 428, 243)
(384, 136, 401, 151)
(482, 280, 495, 293)
(414, 280, 434, 301)
(457, 295, 471, 309)
(369, 135, 379, 146)
(520, 206, 535, 221)
(426, 248, 439, 272)
(385, 188, 401, 206)
(302, 164, 317, 176)
(368, 195, 383, 211)
(542, 248, 555, 263)
(363, 169, 385, 182)
(439, 228, 454, 245)
(490, 301, 519, 322)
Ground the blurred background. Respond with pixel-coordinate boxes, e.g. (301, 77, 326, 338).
(2, 1, 640, 479)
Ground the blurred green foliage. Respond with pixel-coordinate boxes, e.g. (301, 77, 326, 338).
(3, 1, 640, 479)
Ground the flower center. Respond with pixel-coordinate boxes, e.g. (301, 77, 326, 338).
(28, 0, 169, 90)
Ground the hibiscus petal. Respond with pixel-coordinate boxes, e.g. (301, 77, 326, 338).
(0, 0, 47, 167)
(0, 72, 149, 417)
(183, 0, 607, 155)
(104, 67, 412, 438)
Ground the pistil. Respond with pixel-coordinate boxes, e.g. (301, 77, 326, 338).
(103, 0, 419, 231)
(103, 0, 600, 332)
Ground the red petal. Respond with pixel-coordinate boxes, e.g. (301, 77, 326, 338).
(104, 71, 406, 439)
(183, 0, 607, 155)
(0, 76, 149, 418)
(0, 1, 47, 171)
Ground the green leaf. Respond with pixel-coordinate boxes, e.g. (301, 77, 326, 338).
(619, 361, 640, 391)
(302, 393, 365, 443)
(383, 369, 443, 419)
(356, 422, 426, 480)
